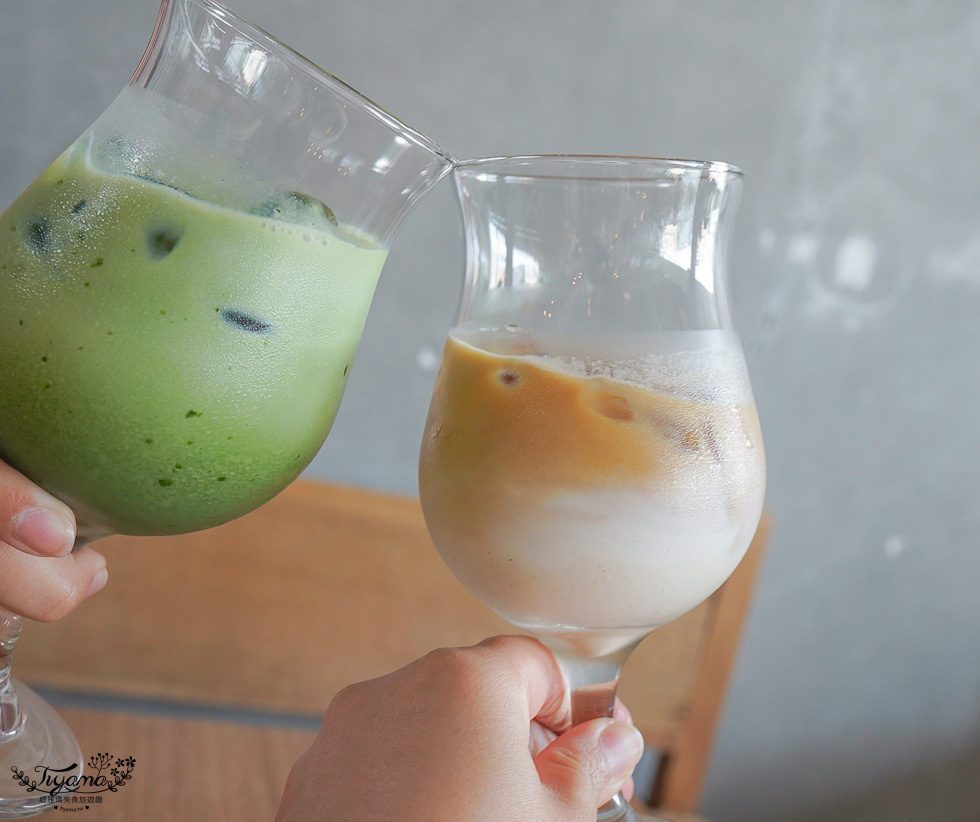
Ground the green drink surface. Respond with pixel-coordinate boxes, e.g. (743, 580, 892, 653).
(0, 143, 387, 536)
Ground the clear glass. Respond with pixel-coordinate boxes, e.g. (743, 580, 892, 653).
(0, 0, 453, 815)
(419, 155, 766, 821)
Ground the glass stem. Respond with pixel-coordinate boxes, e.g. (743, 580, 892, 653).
(556, 643, 634, 724)
(0, 609, 24, 742)
(552, 642, 641, 822)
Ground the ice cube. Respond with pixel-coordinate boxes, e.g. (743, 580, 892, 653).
(25, 218, 52, 254)
(146, 226, 183, 259)
(252, 191, 337, 230)
(88, 133, 194, 197)
(219, 308, 273, 334)
(89, 133, 148, 178)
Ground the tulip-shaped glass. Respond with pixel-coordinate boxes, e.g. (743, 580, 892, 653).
(0, 0, 453, 815)
(420, 156, 765, 822)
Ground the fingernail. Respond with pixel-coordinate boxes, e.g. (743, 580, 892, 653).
(598, 720, 644, 779)
(87, 568, 109, 598)
(12, 507, 76, 557)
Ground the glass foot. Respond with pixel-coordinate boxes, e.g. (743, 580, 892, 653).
(0, 680, 82, 818)
(598, 793, 678, 822)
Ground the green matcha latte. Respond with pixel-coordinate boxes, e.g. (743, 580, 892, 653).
(0, 120, 386, 536)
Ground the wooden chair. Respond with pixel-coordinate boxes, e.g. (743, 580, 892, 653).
(16, 480, 769, 821)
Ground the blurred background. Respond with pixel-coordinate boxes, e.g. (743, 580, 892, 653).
(2, 1, 979, 819)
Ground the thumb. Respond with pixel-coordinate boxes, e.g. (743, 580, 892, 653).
(535, 718, 644, 809)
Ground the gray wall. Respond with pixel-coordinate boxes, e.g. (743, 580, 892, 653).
(3, 1, 979, 820)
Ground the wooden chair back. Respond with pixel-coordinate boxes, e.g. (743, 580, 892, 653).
(18, 480, 768, 818)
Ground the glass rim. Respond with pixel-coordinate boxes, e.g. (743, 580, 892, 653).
(453, 154, 743, 181)
(140, 0, 456, 168)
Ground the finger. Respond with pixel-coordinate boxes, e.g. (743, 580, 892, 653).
(612, 699, 637, 800)
(0, 461, 75, 557)
(474, 635, 569, 729)
(0, 542, 108, 621)
(613, 698, 633, 725)
(530, 702, 638, 794)
(531, 721, 638, 802)
(535, 717, 644, 809)
(530, 720, 558, 757)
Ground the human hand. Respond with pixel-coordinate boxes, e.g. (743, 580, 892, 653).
(276, 634, 644, 822)
(0, 459, 107, 621)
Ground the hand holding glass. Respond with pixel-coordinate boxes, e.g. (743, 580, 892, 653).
(0, 0, 452, 815)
